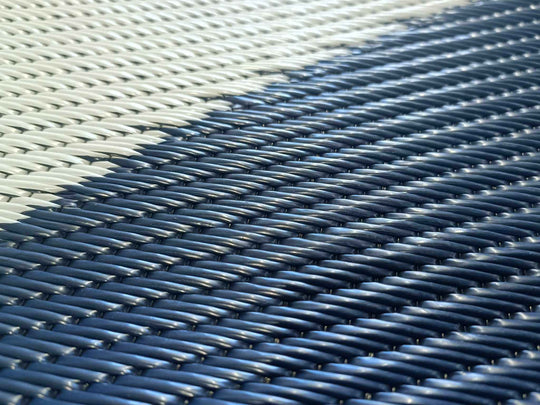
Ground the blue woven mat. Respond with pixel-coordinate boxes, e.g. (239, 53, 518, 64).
(0, 1, 539, 404)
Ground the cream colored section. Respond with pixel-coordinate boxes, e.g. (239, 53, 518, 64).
(0, 0, 469, 221)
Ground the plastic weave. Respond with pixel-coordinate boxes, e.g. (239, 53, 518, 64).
(0, 0, 539, 404)
(0, 0, 468, 218)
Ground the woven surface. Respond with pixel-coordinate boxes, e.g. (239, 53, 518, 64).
(0, 0, 469, 219)
(1, 0, 540, 404)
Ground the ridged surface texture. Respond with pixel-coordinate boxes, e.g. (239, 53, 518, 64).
(0, 0, 469, 219)
(1, 0, 540, 404)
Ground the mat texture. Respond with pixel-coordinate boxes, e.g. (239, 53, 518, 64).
(0, 0, 468, 218)
(0, 0, 540, 404)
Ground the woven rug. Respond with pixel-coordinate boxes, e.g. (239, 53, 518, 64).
(0, 0, 539, 404)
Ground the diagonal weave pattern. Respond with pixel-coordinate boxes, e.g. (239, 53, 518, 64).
(1, 0, 540, 404)
(0, 0, 469, 220)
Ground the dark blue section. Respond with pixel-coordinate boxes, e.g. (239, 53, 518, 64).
(0, 1, 539, 404)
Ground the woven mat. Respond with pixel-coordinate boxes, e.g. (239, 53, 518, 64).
(0, 0, 468, 219)
(0, 0, 539, 404)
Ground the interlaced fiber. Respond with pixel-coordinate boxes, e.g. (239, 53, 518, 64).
(0, 0, 469, 219)
(1, 0, 540, 404)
